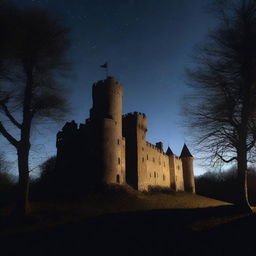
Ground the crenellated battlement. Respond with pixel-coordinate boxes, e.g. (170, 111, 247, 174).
(146, 141, 163, 153)
(123, 111, 146, 119)
(123, 112, 147, 133)
(93, 76, 123, 96)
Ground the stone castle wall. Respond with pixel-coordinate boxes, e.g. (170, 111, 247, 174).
(140, 142, 171, 190)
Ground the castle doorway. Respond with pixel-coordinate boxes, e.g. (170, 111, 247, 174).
(116, 174, 120, 184)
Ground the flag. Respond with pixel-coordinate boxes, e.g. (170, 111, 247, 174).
(100, 62, 108, 68)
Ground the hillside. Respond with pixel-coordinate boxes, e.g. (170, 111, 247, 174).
(0, 186, 232, 234)
(1, 187, 254, 255)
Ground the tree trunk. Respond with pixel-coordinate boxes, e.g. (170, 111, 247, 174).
(15, 66, 33, 216)
(235, 81, 254, 212)
(236, 140, 252, 212)
(17, 145, 30, 215)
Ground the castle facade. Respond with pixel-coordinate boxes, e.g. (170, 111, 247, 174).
(56, 77, 195, 192)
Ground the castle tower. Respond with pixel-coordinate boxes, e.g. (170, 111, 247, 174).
(180, 144, 195, 193)
(122, 112, 147, 190)
(166, 147, 184, 191)
(166, 146, 176, 190)
(90, 77, 125, 185)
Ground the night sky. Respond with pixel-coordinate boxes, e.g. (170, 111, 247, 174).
(5, 0, 218, 177)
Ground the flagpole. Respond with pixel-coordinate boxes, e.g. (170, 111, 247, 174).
(106, 65, 109, 78)
(100, 62, 109, 79)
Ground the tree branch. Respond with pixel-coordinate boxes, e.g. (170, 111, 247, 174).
(0, 96, 22, 129)
(0, 122, 19, 148)
(1, 103, 22, 129)
(216, 153, 237, 163)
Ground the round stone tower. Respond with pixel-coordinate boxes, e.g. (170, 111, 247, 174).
(180, 144, 195, 193)
(90, 77, 124, 185)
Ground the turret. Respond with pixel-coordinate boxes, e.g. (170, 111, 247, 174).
(165, 146, 184, 191)
(90, 77, 125, 185)
(90, 76, 123, 136)
(180, 144, 195, 193)
(156, 142, 163, 152)
(166, 146, 174, 156)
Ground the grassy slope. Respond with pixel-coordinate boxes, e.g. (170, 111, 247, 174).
(30, 188, 231, 221)
(1, 187, 255, 255)
(0, 186, 232, 236)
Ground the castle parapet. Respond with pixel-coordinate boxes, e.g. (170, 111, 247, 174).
(145, 141, 166, 154)
(56, 120, 78, 147)
(62, 120, 78, 132)
(123, 112, 146, 119)
(122, 112, 147, 133)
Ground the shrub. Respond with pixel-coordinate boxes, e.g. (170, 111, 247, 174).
(195, 167, 256, 205)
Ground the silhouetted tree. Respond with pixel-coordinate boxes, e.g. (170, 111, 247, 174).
(185, 0, 256, 211)
(0, 5, 70, 215)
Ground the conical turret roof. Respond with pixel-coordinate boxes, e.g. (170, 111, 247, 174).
(180, 144, 193, 158)
(166, 146, 174, 156)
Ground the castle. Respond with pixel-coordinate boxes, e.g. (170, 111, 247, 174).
(56, 77, 195, 192)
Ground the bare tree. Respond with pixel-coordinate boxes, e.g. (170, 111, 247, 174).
(0, 5, 70, 215)
(185, 0, 256, 211)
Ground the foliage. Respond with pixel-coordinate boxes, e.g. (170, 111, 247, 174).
(39, 156, 56, 183)
(0, 171, 15, 192)
(0, 151, 10, 174)
(196, 167, 256, 205)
